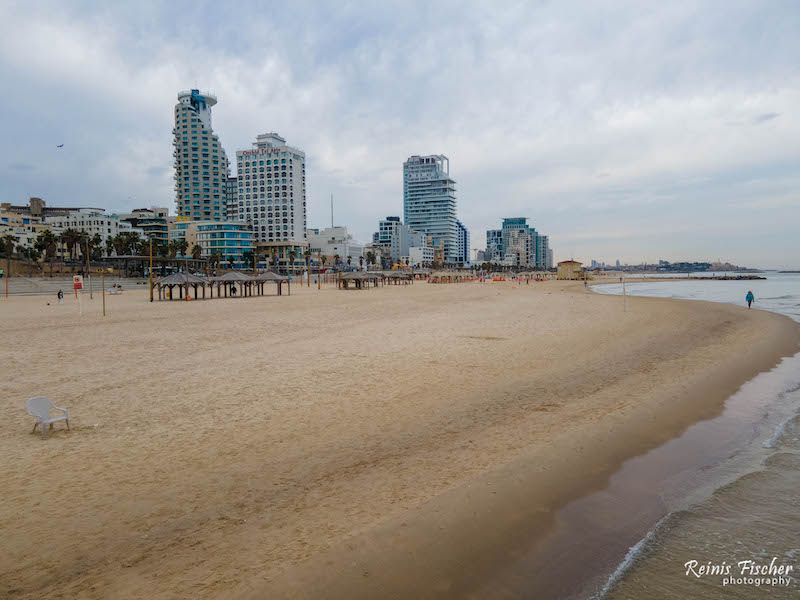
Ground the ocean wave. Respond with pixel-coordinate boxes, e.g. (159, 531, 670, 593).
(762, 412, 798, 449)
(592, 515, 672, 599)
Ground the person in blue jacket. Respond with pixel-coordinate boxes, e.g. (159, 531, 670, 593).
(746, 290, 755, 309)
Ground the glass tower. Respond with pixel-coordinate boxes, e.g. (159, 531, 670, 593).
(173, 90, 229, 221)
(403, 155, 458, 262)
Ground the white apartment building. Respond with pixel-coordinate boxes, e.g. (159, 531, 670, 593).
(307, 226, 364, 262)
(408, 245, 434, 267)
(46, 209, 140, 243)
(373, 216, 430, 262)
(231, 132, 307, 245)
(173, 89, 229, 221)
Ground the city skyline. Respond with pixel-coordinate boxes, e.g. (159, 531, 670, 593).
(1, 2, 799, 268)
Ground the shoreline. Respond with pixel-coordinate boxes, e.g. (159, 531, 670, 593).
(2, 282, 798, 599)
(238, 288, 800, 599)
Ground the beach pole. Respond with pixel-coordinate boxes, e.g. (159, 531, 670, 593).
(149, 238, 153, 302)
(185, 253, 190, 301)
(102, 270, 106, 317)
(86, 241, 93, 300)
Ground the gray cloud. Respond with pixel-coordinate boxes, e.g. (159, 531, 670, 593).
(753, 112, 780, 124)
(0, 1, 799, 268)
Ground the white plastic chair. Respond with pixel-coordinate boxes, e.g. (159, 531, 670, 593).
(27, 397, 70, 439)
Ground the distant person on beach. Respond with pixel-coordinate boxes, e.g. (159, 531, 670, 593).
(746, 290, 755, 309)
(231, 284, 237, 297)
(57, 289, 63, 304)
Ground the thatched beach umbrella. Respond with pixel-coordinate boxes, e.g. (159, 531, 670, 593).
(338, 272, 382, 290)
(155, 272, 207, 301)
(209, 271, 254, 298)
(252, 271, 291, 296)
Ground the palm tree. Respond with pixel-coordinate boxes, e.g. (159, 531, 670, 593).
(156, 240, 169, 258)
(288, 249, 296, 274)
(88, 233, 103, 261)
(167, 241, 178, 259)
(175, 238, 189, 257)
(135, 238, 150, 257)
(127, 232, 142, 255)
(333, 254, 340, 270)
(77, 231, 89, 266)
(347, 256, 352, 270)
(191, 244, 202, 260)
(35, 230, 57, 277)
(359, 255, 364, 270)
(111, 234, 127, 257)
(242, 250, 254, 268)
(366, 250, 376, 266)
(105, 235, 115, 257)
(59, 228, 79, 261)
(301, 249, 310, 281)
(208, 251, 220, 271)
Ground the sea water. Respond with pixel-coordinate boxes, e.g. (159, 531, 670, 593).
(589, 272, 800, 598)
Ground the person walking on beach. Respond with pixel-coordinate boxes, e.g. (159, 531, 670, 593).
(57, 289, 64, 304)
(746, 290, 755, 309)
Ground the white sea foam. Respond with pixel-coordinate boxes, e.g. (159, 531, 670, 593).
(762, 412, 796, 448)
(592, 516, 670, 599)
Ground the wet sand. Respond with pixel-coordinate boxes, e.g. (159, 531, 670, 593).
(1, 279, 797, 599)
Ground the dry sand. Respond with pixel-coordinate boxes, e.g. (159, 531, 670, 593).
(1, 279, 798, 599)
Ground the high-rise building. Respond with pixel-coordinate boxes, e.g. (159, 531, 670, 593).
(535, 234, 550, 269)
(486, 229, 503, 261)
(225, 176, 238, 220)
(455, 220, 470, 265)
(372, 216, 431, 262)
(403, 155, 459, 262)
(484, 217, 551, 269)
(231, 132, 308, 272)
(173, 90, 229, 222)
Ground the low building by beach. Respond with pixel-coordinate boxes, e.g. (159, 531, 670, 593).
(0, 210, 63, 252)
(117, 207, 170, 243)
(307, 226, 364, 262)
(169, 220, 253, 268)
(557, 260, 583, 279)
(46, 208, 142, 245)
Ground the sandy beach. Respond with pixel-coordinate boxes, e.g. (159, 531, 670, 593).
(1, 279, 798, 599)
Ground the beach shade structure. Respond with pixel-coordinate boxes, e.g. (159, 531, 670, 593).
(338, 272, 383, 290)
(155, 272, 207, 300)
(413, 269, 431, 280)
(383, 271, 414, 285)
(26, 396, 69, 440)
(209, 271, 255, 298)
(252, 271, 291, 296)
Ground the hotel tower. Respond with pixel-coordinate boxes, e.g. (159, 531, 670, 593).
(173, 90, 229, 221)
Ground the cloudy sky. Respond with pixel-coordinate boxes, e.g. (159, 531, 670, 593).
(1, 1, 798, 268)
